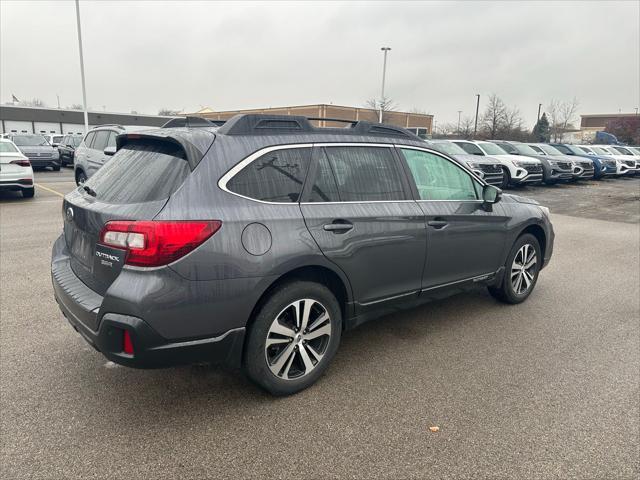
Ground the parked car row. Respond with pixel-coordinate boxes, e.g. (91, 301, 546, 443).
(424, 139, 640, 189)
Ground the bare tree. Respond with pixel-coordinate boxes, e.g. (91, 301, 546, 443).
(158, 108, 181, 116)
(547, 98, 579, 142)
(366, 96, 398, 123)
(480, 94, 507, 139)
(458, 116, 475, 139)
(67, 104, 83, 110)
(20, 98, 46, 107)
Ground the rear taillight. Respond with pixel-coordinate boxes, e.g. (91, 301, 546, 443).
(99, 220, 222, 267)
(10, 159, 31, 167)
(122, 329, 134, 355)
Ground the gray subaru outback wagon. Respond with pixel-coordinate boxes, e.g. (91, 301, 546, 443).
(52, 114, 554, 395)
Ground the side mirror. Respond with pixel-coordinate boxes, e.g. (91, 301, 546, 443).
(104, 146, 117, 156)
(483, 184, 502, 204)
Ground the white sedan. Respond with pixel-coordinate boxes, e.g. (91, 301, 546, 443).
(0, 138, 35, 198)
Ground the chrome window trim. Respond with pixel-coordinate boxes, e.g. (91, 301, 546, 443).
(219, 142, 407, 205)
(217, 143, 314, 205)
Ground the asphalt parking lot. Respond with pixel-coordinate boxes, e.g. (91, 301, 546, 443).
(1, 170, 639, 479)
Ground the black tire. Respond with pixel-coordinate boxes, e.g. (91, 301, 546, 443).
(52, 165, 61, 172)
(244, 281, 342, 396)
(22, 188, 35, 198)
(501, 167, 511, 189)
(75, 170, 87, 185)
(488, 233, 541, 304)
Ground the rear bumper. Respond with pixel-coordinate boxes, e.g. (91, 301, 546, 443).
(52, 244, 245, 369)
(28, 158, 59, 168)
(0, 178, 33, 190)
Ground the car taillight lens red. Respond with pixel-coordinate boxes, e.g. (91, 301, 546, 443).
(99, 220, 222, 267)
(10, 159, 31, 167)
(122, 329, 134, 355)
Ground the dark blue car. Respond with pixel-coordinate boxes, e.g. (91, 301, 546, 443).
(550, 144, 617, 179)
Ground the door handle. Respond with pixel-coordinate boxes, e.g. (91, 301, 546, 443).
(427, 219, 448, 229)
(323, 220, 353, 233)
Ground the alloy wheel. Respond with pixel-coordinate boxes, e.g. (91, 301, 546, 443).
(265, 299, 332, 380)
(511, 244, 537, 295)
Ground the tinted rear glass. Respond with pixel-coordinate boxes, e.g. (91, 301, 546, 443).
(320, 146, 406, 202)
(227, 148, 311, 202)
(83, 141, 189, 204)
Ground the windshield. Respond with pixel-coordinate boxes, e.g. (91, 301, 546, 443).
(591, 147, 612, 155)
(478, 142, 507, 155)
(612, 146, 631, 155)
(495, 143, 518, 154)
(11, 135, 48, 146)
(514, 144, 539, 155)
(430, 142, 466, 155)
(538, 144, 564, 156)
(630, 147, 640, 155)
(0, 142, 19, 153)
(578, 146, 593, 154)
(564, 145, 584, 155)
(71, 137, 82, 147)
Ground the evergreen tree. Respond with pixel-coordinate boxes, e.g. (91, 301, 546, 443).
(532, 113, 550, 142)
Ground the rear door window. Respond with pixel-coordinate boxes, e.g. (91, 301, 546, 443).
(82, 141, 190, 204)
(226, 147, 311, 202)
(314, 146, 407, 202)
(455, 142, 484, 155)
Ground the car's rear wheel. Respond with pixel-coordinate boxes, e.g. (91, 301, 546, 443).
(244, 281, 342, 396)
(75, 170, 87, 185)
(488, 233, 541, 304)
(21, 188, 35, 198)
(52, 165, 61, 172)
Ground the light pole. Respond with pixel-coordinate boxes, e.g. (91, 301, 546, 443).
(379, 47, 391, 123)
(457, 110, 462, 134)
(537, 103, 542, 122)
(75, 0, 89, 134)
(473, 94, 480, 138)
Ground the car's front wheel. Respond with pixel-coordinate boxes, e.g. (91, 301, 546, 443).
(501, 167, 511, 189)
(244, 281, 342, 396)
(75, 169, 87, 185)
(488, 233, 541, 304)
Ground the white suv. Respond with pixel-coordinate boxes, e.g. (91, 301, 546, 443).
(74, 125, 156, 184)
(452, 140, 544, 187)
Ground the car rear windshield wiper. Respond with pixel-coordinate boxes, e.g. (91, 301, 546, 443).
(82, 185, 97, 197)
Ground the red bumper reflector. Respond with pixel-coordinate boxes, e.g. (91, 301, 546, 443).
(123, 330, 134, 355)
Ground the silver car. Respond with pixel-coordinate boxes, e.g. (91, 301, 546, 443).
(74, 124, 156, 184)
(6, 133, 60, 171)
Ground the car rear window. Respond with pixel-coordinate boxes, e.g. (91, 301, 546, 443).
(227, 148, 312, 202)
(0, 142, 19, 153)
(83, 141, 189, 204)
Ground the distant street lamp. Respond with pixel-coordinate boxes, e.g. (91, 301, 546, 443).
(379, 47, 391, 123)
(75, 0, 89, 133)
(473, 94, 480, 138)
(537, 103, 542, 122)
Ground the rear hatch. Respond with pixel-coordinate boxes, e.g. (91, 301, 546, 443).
(63, 131, 214, 295)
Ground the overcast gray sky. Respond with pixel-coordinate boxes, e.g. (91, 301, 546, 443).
(1, 0, 638, 127)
